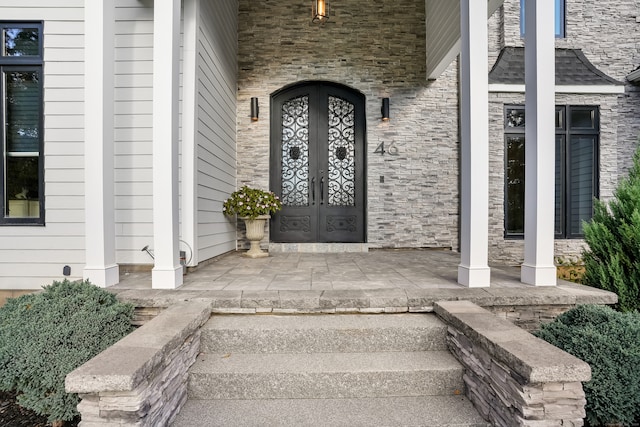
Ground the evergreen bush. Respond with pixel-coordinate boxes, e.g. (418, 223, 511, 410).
(0, 279, 133, 423)
(582, 147, 640, 312)
(535, 304, 640, 426)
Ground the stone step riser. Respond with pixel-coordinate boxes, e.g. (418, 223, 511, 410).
(172, 396, 492, 426)
(191, 314, 463, 401)
(188, 369, 465, 400)
(200, 313, 448, 354)
(200, 326, 448, 354)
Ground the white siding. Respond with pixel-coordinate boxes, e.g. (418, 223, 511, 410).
(426, 0, 504, 79)
(425, 0, 460, 79)
(114, 0, 155, 265)
(0, 0, 85, 289)
(194, 0, 238, 261)
(111, 0, 239, 266)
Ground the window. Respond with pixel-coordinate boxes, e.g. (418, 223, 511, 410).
(504, 105, 599, 239)
(0, 22, 43, 224)
(520, 0, 566, 38)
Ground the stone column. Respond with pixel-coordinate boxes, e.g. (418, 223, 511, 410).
(457, 0, 491, 288)
(83, 0, 119, 287)
(152, 0, 183, 289)
(521, 0, 557, 286)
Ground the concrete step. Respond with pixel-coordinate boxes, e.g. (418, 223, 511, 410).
(171, 396, 491, 426)
(200, 313, 448, 354)
(178, 313, 488, 426)
(188, 350, 464, 400)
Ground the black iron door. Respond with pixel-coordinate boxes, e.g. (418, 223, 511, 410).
(270, 82, 366, 243)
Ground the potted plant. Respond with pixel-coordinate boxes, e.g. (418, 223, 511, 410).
(223, 185, 282, 258)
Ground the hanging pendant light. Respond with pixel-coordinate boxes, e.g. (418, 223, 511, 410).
(312, 0, 329, 24)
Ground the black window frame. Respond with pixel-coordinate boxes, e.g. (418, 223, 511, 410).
(0, 21, 44, 225)
(504, 105, 599, 239)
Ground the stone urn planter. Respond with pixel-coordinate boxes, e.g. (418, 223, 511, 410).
(223, 185, 282, 259)
(242, 215, 270, 258)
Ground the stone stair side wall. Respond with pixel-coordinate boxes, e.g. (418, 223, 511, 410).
(435, 301, 591, 427)
(65, 301, 211, 427)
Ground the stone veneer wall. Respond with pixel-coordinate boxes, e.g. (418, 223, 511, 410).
(487, 304, 576, 332)
(236, 0, 640, 262)
(236, 0, 460, 251)
(436, 301, 591, 427)
(486, 0, 640, 263)
(65, 302, 210, 426)
(499, 0, 640, 177)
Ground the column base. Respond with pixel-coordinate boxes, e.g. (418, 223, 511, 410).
(83, 264, 120, 288)
(457, 265, 491, 288)
(521, 264, 557, 286)
(152, 266, 184, 289)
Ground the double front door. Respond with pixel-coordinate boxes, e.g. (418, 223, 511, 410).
(270, 82, 366, 243)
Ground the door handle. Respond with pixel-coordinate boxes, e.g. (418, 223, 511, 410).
(320, 176, 324, 205)
(311, 177, 315, 205)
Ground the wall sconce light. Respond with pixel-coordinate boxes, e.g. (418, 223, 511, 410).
(312, 0, 330, 24)
(251, 97, 259, 121)
(381, 98, 390, 121)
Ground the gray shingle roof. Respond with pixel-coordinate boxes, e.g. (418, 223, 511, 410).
(489, 47, 624, 86)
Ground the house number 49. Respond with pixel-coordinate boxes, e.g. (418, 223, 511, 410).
(374, 141, 398, 156)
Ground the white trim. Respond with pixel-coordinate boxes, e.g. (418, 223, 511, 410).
(489, 84, 625, 94)
(152, 0, 183, 289)
(627, 68, 640, 83)
(458, 0, 491, 288)
(83, 0, 119, 287)
(522, 0, 557, 286)
(181, 0, 199, 267)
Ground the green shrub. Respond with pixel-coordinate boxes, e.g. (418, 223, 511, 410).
(582, 146, 640, 312)
(0, 279, 133, 423)
(535, 304, 640, 426)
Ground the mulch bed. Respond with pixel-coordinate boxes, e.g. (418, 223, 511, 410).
(0, 391, 79, 427)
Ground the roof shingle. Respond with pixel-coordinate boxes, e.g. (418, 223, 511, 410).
(489, 47, 623, 86)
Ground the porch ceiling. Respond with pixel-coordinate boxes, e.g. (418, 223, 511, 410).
(426, 0, 504, 80)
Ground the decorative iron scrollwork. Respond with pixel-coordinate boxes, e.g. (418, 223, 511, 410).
(327, 96, 356, 207)
(281, 96, 310, 206)
(280, 215, 311, 233)
(326, 215, 357, 232)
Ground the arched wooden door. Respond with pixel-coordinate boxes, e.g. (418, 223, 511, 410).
(270, 81, 366, 243)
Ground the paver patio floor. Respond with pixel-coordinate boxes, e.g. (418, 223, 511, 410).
(114, 249, 527, 291)
(110, 248, 616, 323)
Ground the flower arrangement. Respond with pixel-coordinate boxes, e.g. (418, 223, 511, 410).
(223, 185, 282, 219)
